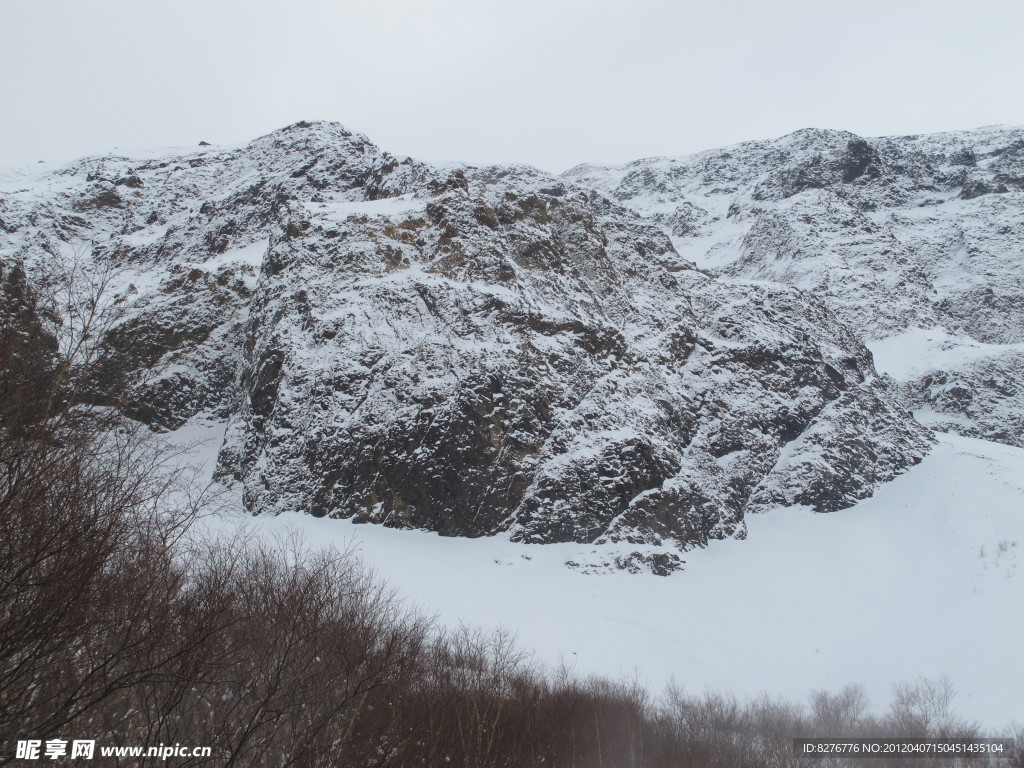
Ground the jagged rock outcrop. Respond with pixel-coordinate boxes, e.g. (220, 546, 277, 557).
(0, 121, 935, 567)
(906, 354, 1024, 445)
(566, 125, 1024, 447)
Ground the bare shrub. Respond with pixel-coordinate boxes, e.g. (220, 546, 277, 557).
(811, 684, 870, 734)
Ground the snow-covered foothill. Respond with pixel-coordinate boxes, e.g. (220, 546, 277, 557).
(183, 424, 1023, 731)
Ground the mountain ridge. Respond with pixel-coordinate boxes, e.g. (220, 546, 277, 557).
(12, 121, 1022, 571)
(566, 123, 1024, 449)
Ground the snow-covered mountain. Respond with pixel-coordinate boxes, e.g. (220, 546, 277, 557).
(0, 121, 946, 570)
(4, 121, 1021, 729)
(565, 125, 1024, 448)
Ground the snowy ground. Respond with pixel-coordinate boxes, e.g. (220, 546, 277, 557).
(867, 327, 1024, 381)
(175, 420, 1024, 732)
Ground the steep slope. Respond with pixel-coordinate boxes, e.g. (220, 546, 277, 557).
(0, 122, 931, 567)
(566, 126, 1024, 447)
(1, 121, 432, 426)
(197, 430, 1024, 729)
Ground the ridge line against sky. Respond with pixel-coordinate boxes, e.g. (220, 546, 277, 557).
(2, 0, 1022, 173)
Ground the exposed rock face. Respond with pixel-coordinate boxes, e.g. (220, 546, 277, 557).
(903, 347, 1024, 447)
(566, 125, 1024, 448)
(0, 121, 934, 565)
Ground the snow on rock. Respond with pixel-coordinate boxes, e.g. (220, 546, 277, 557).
(1, 121, 933, 568)
(566, 126, 1024, 448)
(868, 329, 1024, 448)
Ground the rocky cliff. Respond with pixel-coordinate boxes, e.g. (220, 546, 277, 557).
(566, 125, 1024, 448)
(1, 122, 941, 569)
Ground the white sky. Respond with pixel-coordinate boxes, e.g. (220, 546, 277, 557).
(2, 0, 1022, 173)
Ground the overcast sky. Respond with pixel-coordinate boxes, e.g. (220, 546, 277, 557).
(2, 0, 1021, 173)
